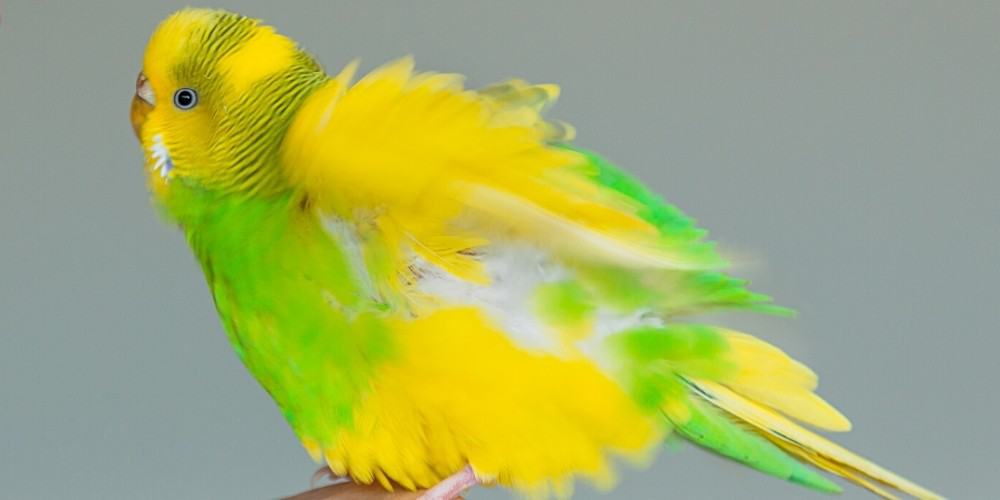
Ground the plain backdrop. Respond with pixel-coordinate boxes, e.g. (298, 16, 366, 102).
(1, 1, 997, 498)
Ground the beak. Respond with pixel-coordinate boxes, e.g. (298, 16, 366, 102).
(130, 72, 154, 139)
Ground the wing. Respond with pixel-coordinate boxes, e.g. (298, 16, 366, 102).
(280, 57, 725, 296)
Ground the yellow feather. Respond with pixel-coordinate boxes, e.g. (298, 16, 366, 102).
(218, 26, 298, 95)
(143, 10, 218, 96)
(280, 57, 722, 291)
(317, 308, 661, 494)
(722, 331, 852, 431)
(690, 380, 943, 500)
(406, 233, 491, 285)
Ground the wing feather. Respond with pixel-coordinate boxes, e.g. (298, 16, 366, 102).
(280, 57, 726, 281)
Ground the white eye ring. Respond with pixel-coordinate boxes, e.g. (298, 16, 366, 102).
(173, 88, 198, 110)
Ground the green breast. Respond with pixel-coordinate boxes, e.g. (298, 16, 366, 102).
(167, 183, 396, 445)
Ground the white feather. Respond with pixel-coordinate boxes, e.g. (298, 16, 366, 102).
(319, 214, 656, 369)
(149, 134, 174, 179)
(321, 215, 377, 302)
(413, 242, 657, 369)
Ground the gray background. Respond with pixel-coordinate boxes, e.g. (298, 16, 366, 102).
(1, 1, 996, 498)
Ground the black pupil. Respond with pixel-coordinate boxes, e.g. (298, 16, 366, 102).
(175, 89, 195, 108)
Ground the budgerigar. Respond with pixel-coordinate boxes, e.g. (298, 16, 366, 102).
(130, 8, 941, 499)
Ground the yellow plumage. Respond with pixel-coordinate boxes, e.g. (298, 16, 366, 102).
(281, 56, 718, 292)
(721, 331, 851, 431)
(132, 9, 943, 499)
(317, 309, 659, 497)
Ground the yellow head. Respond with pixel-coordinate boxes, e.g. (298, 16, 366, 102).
(131, 8, 327, 201)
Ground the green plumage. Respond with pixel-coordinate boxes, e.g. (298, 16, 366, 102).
(166, 184, 394, 444)
(678, 395, 842, 493)
(606, 321, 841, 493)
(560, 149, 843, 494)
(564, 146, 792, 318)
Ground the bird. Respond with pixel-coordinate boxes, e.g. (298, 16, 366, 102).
(130, 8, 941, 500)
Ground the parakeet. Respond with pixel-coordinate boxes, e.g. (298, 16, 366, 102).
(130, 8, 940, 500)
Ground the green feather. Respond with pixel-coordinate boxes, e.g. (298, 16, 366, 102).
(165, 184, 394, 444)
(675, 394, 842, 494)
(605, 315, 838, 493)
(533, 280, 596, 326)
(607, 324, 734, 411)
(559, 145, 792, 317)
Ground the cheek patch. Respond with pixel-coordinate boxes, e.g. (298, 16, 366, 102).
(149, 134, 175, 180)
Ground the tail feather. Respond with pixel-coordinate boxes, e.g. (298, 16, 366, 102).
(687, 379, 943, 500)
(671, 394, 842, 494)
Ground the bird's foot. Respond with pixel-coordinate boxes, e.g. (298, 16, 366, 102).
(418, 465, 478, 500)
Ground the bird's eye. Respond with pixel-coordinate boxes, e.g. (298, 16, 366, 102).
(173, 88, 198, 110)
